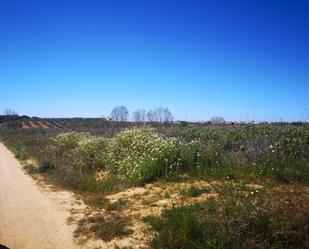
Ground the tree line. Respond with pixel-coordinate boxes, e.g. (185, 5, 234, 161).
(109, 106, 227, 124)
(2, 107, 226, 124)
(110, 106, 173, 123)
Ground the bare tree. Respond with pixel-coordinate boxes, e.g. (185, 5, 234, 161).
(210, 116, 225, 124)
(132, 109, 146, 122)
(147, 107, 173, 123)
(154, 107, 164, 122)
(147, 110, 155, 122)
(4, 108, 18, 116)
(163, 108, 173, 123)
(110, 106, 129, 122)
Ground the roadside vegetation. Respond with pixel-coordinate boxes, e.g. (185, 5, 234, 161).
(144, 183, 309, 249)
(0, 120, 308, 248)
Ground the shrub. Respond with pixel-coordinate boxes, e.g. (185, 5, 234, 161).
(179, 141, 202, 171)
(76, 136, 109, 172)
(108, 128, 182, 184)
(47, 132, 109, 187)
(38, 160, 55, 173)
(78, 176, 120, 193)
(261, 154, 309, 183)
(2, 124, 308, 188)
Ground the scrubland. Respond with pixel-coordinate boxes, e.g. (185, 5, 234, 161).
(0, 120, 308, 248)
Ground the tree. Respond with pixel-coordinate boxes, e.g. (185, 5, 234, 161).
(162, 108, 173, 123)
(132, 109, 146, 122)
(4, 108, 18, 116)
(154, 107, 164, 122)
(147, 110, 155, 122)
(210, 116, 225, 124)
(147, 107, 173, 123)
(110, 106, 129, 122)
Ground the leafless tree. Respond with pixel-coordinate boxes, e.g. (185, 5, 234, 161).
(210, 116, 225, 124)
(147, 107, 173, 123)
(162, 108, 173, 123)
(4, 108, 18, 116)
(147, 110, 155, 122)
(132, 109, 146, 122)
(110, 106, 129, 122)
(154, 107, 164, 122)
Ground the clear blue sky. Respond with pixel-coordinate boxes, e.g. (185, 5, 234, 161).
(0, 0, 308, 121)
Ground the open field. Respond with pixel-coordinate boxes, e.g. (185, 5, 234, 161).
(0, 119, 308, 248)
(2, 0, 309, 248)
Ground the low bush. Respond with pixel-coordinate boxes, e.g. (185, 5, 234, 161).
(45, 128, 228, 186)
(108, 128, 183, 184)
(23, 161, 55, 174)
(261, 154, 309, 183)
(47, 132, 109, 187)
(32, 128, 309, 187)
(78, 176, 120, 193)
(108, 128, 230, 184)
(1, 124, 309, 188)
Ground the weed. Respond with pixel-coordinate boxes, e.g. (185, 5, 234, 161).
(86, 197, 128, 211)
(75, 214, 133, 241)
(78, 176, 120, 194)
(145, 184, 309, 249)
(181, 186, 210, 197)
(23, 164, 40, 174)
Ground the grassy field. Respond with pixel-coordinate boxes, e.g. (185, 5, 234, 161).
(0, 119, 308, 248)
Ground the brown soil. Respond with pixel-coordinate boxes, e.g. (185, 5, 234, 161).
(28, 121, 40, 128)
(21, 121, 31, 129)
(37, 121, 50, 129)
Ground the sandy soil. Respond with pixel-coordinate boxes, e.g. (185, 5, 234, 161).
(0, 143, 85, 249)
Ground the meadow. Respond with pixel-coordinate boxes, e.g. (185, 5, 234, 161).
(0, 119, 308, 248)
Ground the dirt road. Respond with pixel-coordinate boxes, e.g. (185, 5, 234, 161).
(0, 143, 78, 249)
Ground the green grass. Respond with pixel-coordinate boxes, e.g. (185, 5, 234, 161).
(144, 184, 309, 249)
(74, 214, 133, 242)
(181, 185, 210, 197)
(78, 176, 122, 194)
(85, 197, 127, 211)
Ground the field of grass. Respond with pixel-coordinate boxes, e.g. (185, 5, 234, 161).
(0, 119, 308, 248)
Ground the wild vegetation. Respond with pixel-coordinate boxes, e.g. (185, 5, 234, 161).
(0, 119, 308, 248)
(144, 183, 309, 249)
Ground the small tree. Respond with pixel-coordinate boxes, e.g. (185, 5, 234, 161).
(210, 116, 225, 124)
(132, 109, 146, 122)
(110, 106, 129, 122)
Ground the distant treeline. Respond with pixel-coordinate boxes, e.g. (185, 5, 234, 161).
(0, 115, 30, 123)
(1, 106, 308, 126)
